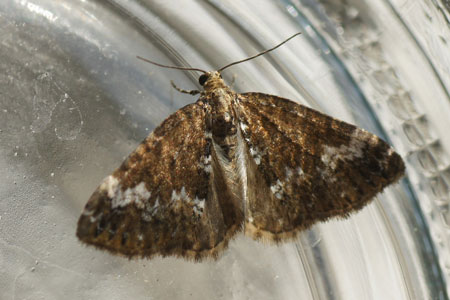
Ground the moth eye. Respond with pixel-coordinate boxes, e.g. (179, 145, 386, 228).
(198, 74, 208, 86)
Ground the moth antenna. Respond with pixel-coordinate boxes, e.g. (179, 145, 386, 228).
(136, 56, 207, 74)
(217, 32, 302, 72)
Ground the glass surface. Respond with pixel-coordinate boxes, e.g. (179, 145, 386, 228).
(1, 0, 449, 299)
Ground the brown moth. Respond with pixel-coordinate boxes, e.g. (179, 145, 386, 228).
(76, 33, 405, 261)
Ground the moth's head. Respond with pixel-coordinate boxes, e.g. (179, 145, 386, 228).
(198, 71, 225, 89)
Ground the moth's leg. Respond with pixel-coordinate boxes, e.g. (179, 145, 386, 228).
(171, 81, 201, 95)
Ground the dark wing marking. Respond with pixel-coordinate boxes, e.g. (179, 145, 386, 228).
(236, 93, 405, 242)
(77, 101, 243, 261)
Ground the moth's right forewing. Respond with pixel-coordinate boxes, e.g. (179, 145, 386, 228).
(236, 92, 405, 242)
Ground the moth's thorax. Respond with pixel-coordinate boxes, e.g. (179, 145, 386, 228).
(202, 71, 236, 113)
(202, 71, 231, 93)
(200, 72, 239, 163)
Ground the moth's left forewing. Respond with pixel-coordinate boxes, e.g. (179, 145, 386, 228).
(77, 102, 242, 261)
(235, 92, 405, 242)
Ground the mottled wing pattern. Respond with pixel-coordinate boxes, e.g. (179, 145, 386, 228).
(236, 93, 405, 242)
(77, 101, 242, 261)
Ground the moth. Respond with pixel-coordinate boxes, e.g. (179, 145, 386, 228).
(77, 33, 405, 261)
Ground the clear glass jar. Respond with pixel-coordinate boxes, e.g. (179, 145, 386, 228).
(1, 1, 449, 299)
